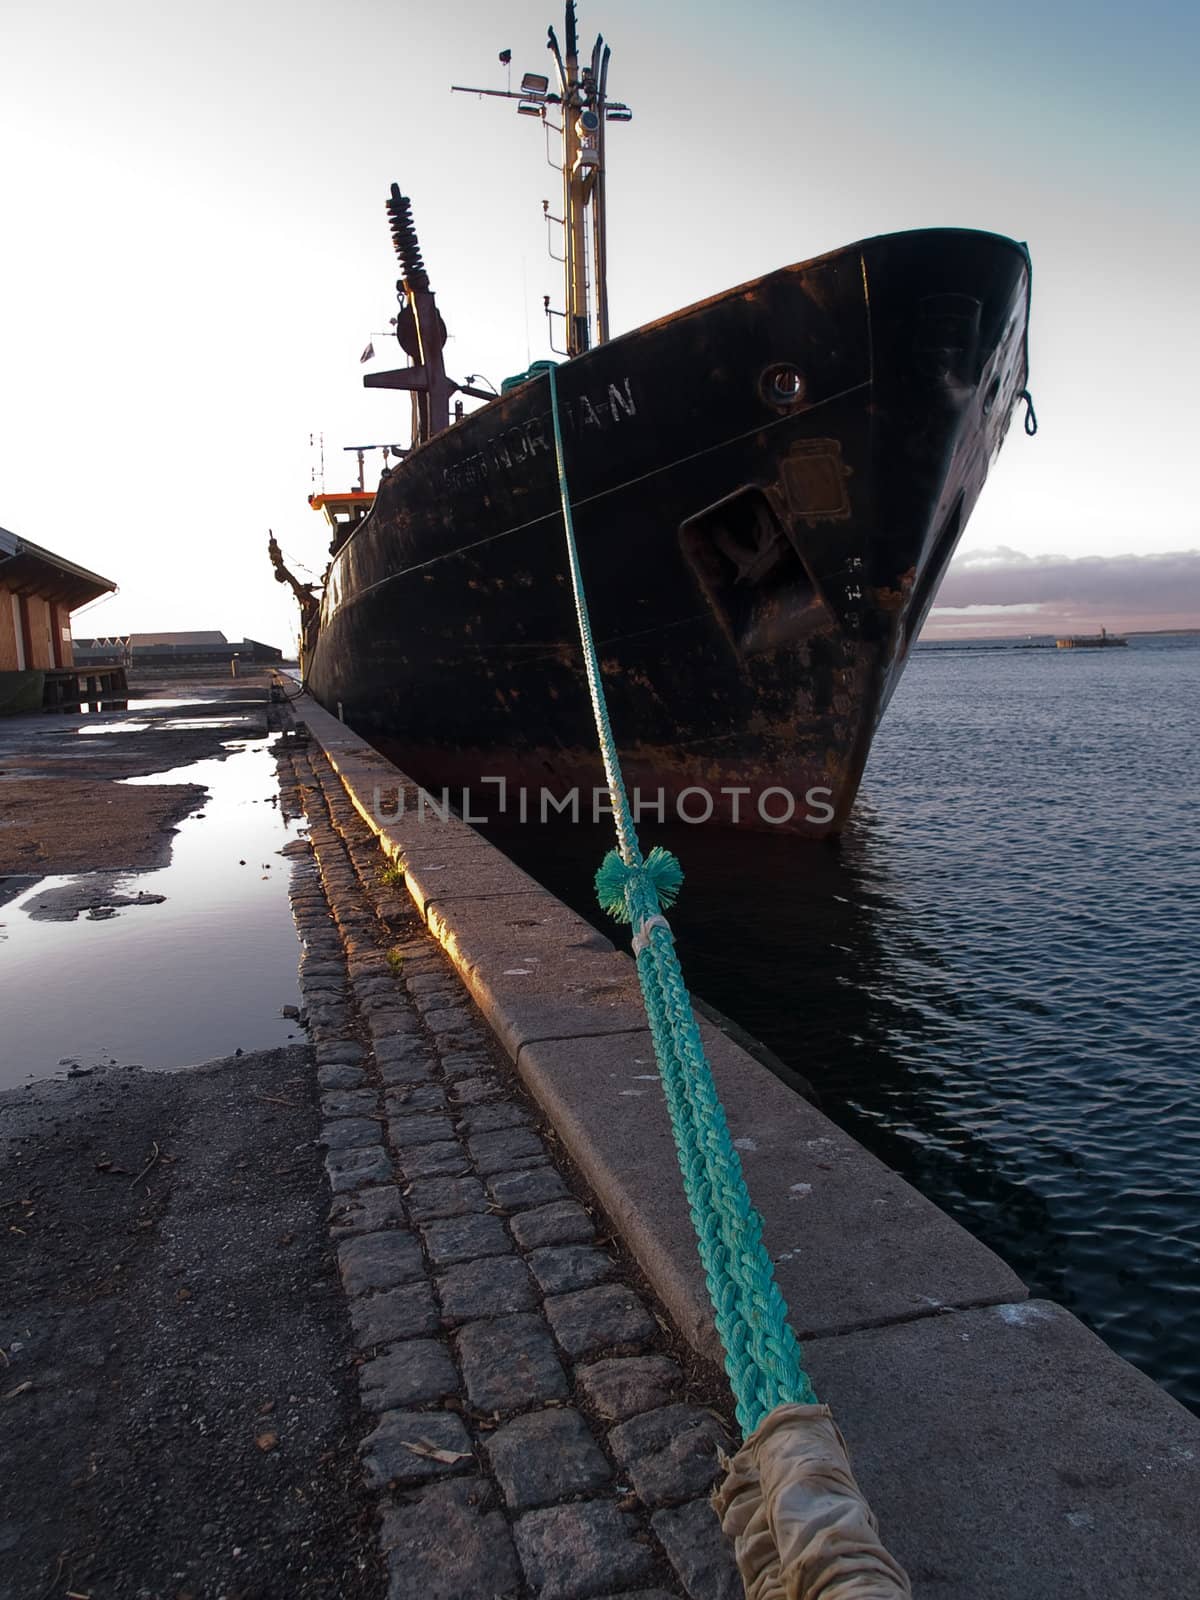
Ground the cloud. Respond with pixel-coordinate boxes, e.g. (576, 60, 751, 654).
(934, 548, 1200, 610)
(925, 548, 1200, 637)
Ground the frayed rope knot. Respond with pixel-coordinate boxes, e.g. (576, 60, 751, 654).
(594, 845, 684, 923)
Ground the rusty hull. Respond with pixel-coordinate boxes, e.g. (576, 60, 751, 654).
(302, 228, 1031, 835)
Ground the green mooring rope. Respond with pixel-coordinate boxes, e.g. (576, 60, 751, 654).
(545, 367, 817, 1433)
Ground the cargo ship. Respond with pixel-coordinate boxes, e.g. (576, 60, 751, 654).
(273, 3, 1036, 835)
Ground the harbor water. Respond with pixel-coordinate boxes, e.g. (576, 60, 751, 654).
(485, 634, 1200, 1414)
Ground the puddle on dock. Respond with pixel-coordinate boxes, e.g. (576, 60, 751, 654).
(126, 698, 209, 709)
(0, 738, 304, 1089)
(70, 698, 241, 735)
(73, 718, 247, 735)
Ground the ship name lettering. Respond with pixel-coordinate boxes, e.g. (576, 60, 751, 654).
(608, 378, 636, 419)
(442, 376, 636, 495)
(558, 376, 636, 433)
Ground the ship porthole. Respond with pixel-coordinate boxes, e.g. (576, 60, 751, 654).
(982, 373, 1002, 415)
(760, 364, 806, 409)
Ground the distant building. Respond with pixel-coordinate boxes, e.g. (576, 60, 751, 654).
(131, 630, 228, 650)
(1, 525, 117, 712)
(73, 631, 283, 667)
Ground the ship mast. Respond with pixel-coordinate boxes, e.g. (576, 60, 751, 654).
(452, 3, 631, 359)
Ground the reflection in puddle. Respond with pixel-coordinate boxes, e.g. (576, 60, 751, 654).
(127, 698, 206, 710)
(74, 714, 253, 736)
(0, 739, 304, 1087)
(73, 718, 252, 734)
(162, 718, 252, 730)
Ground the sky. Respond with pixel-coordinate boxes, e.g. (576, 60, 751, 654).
(2, 0, 1197, 649)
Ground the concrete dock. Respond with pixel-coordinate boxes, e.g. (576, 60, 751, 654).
(290, 686, 1200, 1598)
(2, 673, 1198, 1598)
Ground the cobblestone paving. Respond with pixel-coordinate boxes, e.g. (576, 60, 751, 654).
(279, 736, 742, 1600)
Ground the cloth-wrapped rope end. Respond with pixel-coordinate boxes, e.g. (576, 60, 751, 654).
(712, 1403, 911, 1600)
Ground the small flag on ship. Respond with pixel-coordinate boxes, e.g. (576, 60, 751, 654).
(360, 340, 375, 363)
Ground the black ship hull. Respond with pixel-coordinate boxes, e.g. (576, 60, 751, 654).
(304, 228, 1030, 835)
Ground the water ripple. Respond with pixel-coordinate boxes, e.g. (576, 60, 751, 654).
(486, 634, 1200, 1413)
